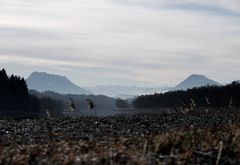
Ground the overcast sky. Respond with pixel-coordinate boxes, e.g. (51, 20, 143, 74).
(0, 0, 239, 87)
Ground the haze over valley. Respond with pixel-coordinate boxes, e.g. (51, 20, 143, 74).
(26, 71, 226, 98)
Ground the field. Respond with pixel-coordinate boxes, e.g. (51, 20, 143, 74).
(0, 111, 240, 164)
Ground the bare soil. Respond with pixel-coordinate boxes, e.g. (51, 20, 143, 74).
(0, 111, 240, 164)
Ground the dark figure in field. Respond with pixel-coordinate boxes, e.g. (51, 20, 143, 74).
(86, 99, 95, 110)
(69, 98, 76, 113)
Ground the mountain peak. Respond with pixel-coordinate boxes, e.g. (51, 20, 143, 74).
(185, 74, 211, 82)
(30, 71, 67, 79)
(188, 74, 206, 78)
(27, 72, 91, 95)
(174, 74, 220, 91)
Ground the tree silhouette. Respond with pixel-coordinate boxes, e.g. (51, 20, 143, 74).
(133, 82, 240, 110)
(0, 69, 40, 116)
(116, 99, 130, 108)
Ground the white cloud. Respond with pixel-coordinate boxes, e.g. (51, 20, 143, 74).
(0, 0, 239, 86)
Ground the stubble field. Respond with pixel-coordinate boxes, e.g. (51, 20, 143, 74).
(0, 111, 240, 164)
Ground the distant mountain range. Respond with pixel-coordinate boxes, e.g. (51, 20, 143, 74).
(26, 72, 222, 97)
(86, 74, 221, 97)
(84, 85, 169, 98)
(172, 74, 221, 91)
(26, 72, 91, 95)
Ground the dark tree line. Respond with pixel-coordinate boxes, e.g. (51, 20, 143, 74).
(0, 69, 63, 118)
(133, 82, 240, 109)
(116, 98, 130, 108)
(30, 90, 117, 116)
(0, 69, 39, 113)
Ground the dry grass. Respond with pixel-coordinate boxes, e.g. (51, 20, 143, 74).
(0, 111, 240, 164)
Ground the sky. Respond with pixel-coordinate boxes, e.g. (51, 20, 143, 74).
(0, 0, 240, 87)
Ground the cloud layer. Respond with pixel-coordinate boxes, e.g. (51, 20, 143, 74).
(0, 0, 240, 86)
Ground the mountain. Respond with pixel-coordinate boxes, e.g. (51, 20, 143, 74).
(26, 72, 91, 95)
(85, 85, 169, 98)
(173, 74, 221, 91)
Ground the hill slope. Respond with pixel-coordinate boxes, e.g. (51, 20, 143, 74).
(27, 72, 91, 95)
(29, 90, 116, 116)
(173, 74, 220, 91)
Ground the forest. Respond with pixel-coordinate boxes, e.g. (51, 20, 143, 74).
(0, 69, 39, 114)
(133, 82, 240, 109)
(0, 69, 64, 118)
(1, 67, 240, 118)
(0, 69, 117, 118)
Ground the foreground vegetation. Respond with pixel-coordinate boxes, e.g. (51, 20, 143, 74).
(0, 111, 240, 164)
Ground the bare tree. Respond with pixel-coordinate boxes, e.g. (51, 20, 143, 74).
(69, 98, 76, 114)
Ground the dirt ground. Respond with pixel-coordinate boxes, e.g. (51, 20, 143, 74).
(0, 111, 240, 164)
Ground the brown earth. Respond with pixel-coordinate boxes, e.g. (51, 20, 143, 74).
(0, 111, 240, 164)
